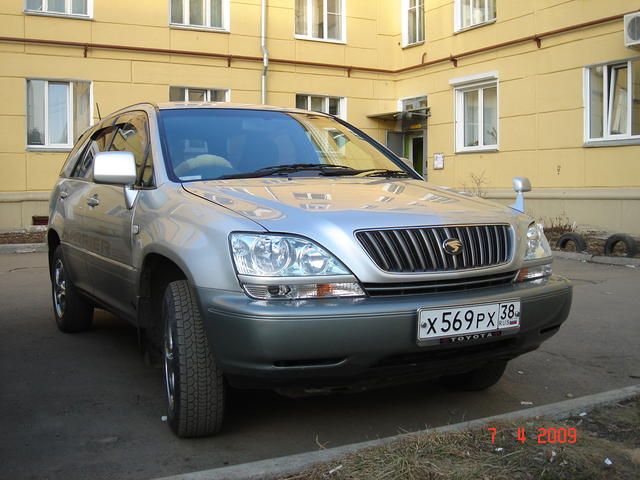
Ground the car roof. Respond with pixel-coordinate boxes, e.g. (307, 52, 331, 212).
(109, 101, 331, 117)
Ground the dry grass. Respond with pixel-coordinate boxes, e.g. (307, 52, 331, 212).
(281, 398, 640, 480)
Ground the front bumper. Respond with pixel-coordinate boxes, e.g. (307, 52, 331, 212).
(196, 276, 572, 389)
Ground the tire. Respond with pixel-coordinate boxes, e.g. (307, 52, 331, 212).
(556, 233, 587, 252)
(162, 280, 225, 437)
(439, 361, 507, 391)
(604, 234, 638, 258)
(51, 245, 93, 333)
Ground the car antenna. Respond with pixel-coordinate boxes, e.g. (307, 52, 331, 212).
(96, 102, 102, 121)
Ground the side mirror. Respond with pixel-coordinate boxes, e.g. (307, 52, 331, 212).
(511, 176, 531, 212)
(93, 151, 137, 186)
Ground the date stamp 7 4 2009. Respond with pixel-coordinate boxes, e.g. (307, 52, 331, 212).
(487, 427, 578, 445)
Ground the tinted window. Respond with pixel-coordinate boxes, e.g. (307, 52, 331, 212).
(110, 112, 154, 187)
(159, 109, 405, 182)
(72, 126, 117, 179)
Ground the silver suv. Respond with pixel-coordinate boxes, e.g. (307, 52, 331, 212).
(48, 103, 572, 437)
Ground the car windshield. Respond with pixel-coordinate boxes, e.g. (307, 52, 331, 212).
(159, 109, 409, 182)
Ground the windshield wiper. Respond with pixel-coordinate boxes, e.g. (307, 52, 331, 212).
(216, 163, 358, 179)
(320, 168, 411, 178)
(359, 169, 411, 178)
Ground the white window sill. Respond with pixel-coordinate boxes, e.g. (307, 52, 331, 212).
(401, 40, 425, 50)
(27, 146, 73, 152)
(455, 146, 499, 154)
(584, 137, 640, 147)
(294, 35, 346, 45)
(169, 23, 229, 34)
(24, 10, 92, 20)
(454, 18, 496, 35)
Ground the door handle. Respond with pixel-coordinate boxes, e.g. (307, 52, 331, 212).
(59, 191, 69, 199)
(86, 195, 100, 207)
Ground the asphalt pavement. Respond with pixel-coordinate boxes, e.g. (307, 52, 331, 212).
(1, 253, 639, 479)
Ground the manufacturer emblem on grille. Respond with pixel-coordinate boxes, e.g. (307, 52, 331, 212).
(442, 238, 463, 255)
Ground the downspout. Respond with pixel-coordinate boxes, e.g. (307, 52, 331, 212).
(260, 0, 269, 104)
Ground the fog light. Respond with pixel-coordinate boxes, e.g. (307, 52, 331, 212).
(242, 282, 365, 300)
(517, 264, 552, 282)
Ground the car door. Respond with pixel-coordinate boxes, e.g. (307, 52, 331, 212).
(82, 111, 153, 319)
(58, 126, 116, 294)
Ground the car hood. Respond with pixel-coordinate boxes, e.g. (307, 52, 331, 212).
(183, 177, 522, 234)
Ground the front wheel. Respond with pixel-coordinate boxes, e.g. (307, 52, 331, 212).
(51, 245, 93, 333)
(162, 280, 225, 437)
(439, 361, 507, 391)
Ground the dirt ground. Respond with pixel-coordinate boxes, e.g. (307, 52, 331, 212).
(284, 397, 640, 480)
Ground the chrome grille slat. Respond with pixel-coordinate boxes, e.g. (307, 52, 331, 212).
(356, 224, 512, 273)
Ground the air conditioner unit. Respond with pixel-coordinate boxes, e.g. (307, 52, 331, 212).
(624, 12, 640, 49)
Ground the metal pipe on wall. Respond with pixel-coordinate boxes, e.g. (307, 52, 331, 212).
(260, 0, 269, 104)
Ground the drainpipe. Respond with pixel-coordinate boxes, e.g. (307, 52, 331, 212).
(260, 0, 269, 104)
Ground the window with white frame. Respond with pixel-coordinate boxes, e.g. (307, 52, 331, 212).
(27, 79, 91, 148)
(25, 0, 91, 17)
(455, 0, 495, 31)
(453, 80, 498, 152)
(402, 0, 424, 46)
(169, 86, 229, 102)
(170, 0, 229, 30)
(296, 94, 345, 118)
(295, 0, 345, 42)
(586, 59, 640, 142)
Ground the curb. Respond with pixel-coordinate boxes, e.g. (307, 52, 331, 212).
(154, 384, 640, 480)
(0, 243, 47, 254)
(553, 250, 640, 267)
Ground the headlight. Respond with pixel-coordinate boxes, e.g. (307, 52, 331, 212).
(230, 233, 365, 299)
(230, 233, 350, 276)
(524, 223, 552, 260)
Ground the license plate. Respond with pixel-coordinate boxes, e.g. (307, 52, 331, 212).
(417, 301, 520, 342)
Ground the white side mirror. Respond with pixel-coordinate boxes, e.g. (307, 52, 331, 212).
(511, 176, 531, 212)
(93, 151, 137, 186)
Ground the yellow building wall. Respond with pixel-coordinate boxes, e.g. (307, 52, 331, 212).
(1, 0, 639, 232)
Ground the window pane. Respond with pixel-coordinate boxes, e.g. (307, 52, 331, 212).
(48, 82, 69, 144)
(328, 98, 340, 116)
(312, 0, 323, 38)
(111, 114, 152, 186)
(310, 96, 324, 112)
(295, 0, 307, 35)
(461, 0, 471, 28)
(211, 0, 223, 27)
(72, 81, 91, 142)
(296, 94, 307, 110)
(327, 13, 341, 40)
(589, 66, 604, 139)
(48, 0, 65, 13)
(633, 60, 640, 136)
(72, 0, 87, 15)
(210, 89, 227, 102)
(487, 0, 496, 21)
(26, 0, 43, 11)
(190, 0, 204, 25)
(171, 0, 183, 23)
(416, 3, 424, 42)
(188, 89, 207, 102)
(463, 89, 479, 147)
(170, 87, 185, 102)
(408, 7, 416, 44)
(27, 80, 45, 145)
(327, 0, 341, 39)
(483, 86, 497, 145)
(609, 65, 628, 135)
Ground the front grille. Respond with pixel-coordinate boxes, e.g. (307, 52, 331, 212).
(363, 271, 517, 296)
(356, 224, 512, 273)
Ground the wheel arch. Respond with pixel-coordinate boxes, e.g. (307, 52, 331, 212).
(47, 229, 61, 277)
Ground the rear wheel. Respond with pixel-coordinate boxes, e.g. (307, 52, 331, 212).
(162, 280, 225, 437)
(440, 361, 507, 391)
(51, 245, 93, 333)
